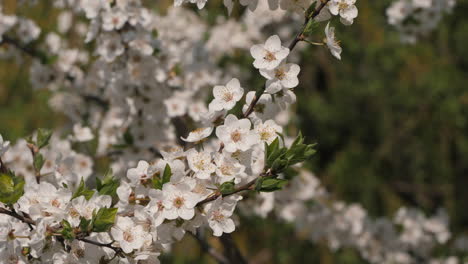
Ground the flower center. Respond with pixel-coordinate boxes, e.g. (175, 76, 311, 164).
(212, 210, 225, 222)
(195, 159, 206, 170)
(193, 127, 205, 134)
(275, 68, 286, 80)
(157, 201, 165, 211)
(220, 165, 232, 175)
(260, 130, 273, 141)
(69, 208, 80, 218)
(173, 196, 185, 208)
(112, 17, 120, 26)
(74, 248, 85, 258)
(123, 230, 134, 242)
(80, 160, 88, 168)
(264, 51, 276, 62)
(51, 199, 61, 208)
(222, 92, 234, 102)
(230, 130, 242, 142)
(339, 2, 349, 10)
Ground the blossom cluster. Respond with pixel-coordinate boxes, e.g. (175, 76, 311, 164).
(248, 170, 456, 264)
(386, 0, 456, 43)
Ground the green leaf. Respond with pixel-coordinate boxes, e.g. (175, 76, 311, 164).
(219, 180, 235, 195)
(152, 177, 163, 190)
(71, 178, 95, 201)
(92, 208, 118, 232)
(25, 135, 34, 145)
(267, 138, 280, 158)
(305, 1, 318, 19)
(33, 153, 45, 172)
(303, 19, 320, 37)
(266, 147, 287, 169)
(271, 158, 289, 173)
(97, 169, 119, 198)
(290, 132, 304, 148)
(162, 164, 172, 184)
(258, 178, 289, 192)
(0, 173, 25, 204)
(60, 220, 75, 241)
(37, 128, 52, 149)
(255, 177, 265, 192)
(79, 217, 92, 233)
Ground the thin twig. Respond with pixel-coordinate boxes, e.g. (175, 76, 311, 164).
(0, 207, 125, 257)
(196, 178, 257, 207)
(0, 157, 8, 174)
(219, 233, 248, 264)
(189, 232, 229, 264)
(0, 35, 48, 64)
(0, 207, 36, 225)
(78, 237, 124, 257)
(242, 0, 331, 119)
(26, 143, 41, 184)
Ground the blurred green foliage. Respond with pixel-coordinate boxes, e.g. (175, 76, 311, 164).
(1, 0, 468, 263)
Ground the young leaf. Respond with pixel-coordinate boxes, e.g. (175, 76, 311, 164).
(33, 153, 45, 172)
(79, 217, 92, 233)
(71, 178, 95, 201)
(60, 220, 75, 241)
(97, 169, 119, 198)
(152, 177, 163, 190)
(92, 208, 118, 232)
(219, 180, 235, 195)
(37, 128, 52, 149)
(162, 164, 172, 184)
(258, 178, 288, 192)
(0, 173, 25, 204)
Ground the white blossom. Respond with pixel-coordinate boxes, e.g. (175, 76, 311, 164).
(186, 149, 216, 179)
(205, 196, 241, 236)
(325, 22, 342, 60)
(163, 183, 201, 220)
(250, 35, 289, 70)
(111, 216, 150, 254)
(254, 119, 283, 144)
(209, 78, 244, 112)
(72, 124, 94, 142)
(216, 114, 259, 152)
(181, 127, 213, 143)
(0, 134, 10, 157)
(260, 62, 300, 94)
(328, 0, 358, 25)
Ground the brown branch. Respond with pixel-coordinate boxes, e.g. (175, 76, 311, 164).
(26, 143, 41, 184)
(0, 207, 124, 257)
(242, 0, 331, 119)
(189, 232, 229, 264)
(0, 207, 36, 225)
(196, 178, 257, 207)
(78, 237, 124, 257)
(0, 35, 48, 64)
(0, 157, 8, 174)
(219, 233, 248, 264)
